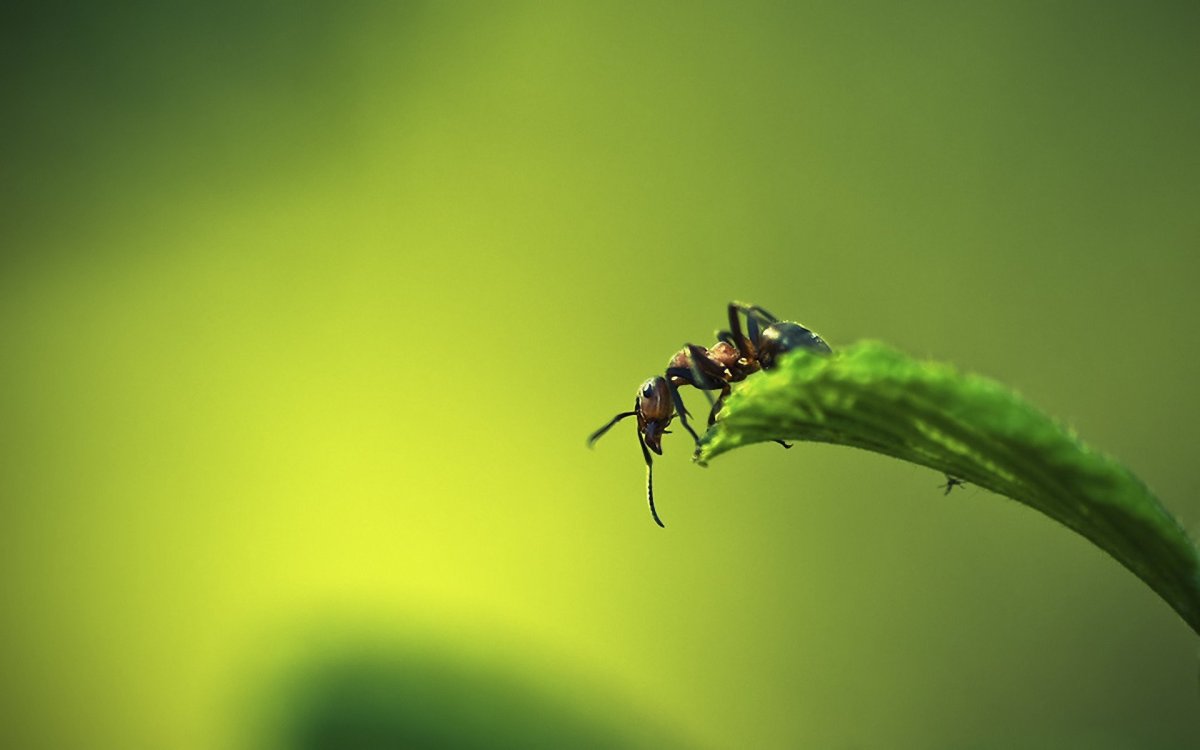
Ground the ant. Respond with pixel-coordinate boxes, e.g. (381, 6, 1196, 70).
(939, 475, 967, 495)
(666, 302, 832, 430)
(589, 302, 832, 527)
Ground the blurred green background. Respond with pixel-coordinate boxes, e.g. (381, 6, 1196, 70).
(3, 1, 1199, 747)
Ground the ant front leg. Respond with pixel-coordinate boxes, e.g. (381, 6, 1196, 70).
(666, 347, 726, 442)
(682, 344, 731, 426)
(686, 344, 724, 408)
(682, 344, 727, 388)
(664, 379, 702, 445)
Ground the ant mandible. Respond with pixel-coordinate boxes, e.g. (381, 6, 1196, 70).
(589, 302, 832, 527)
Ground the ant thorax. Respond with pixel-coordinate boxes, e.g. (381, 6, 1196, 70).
(667, 341, 741, 377)
(707, 341, 741, 369)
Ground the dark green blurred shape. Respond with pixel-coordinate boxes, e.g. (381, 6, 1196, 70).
(268, 641, 684, 750)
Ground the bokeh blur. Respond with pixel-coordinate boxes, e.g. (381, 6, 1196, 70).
(3, 2, 1199, 747)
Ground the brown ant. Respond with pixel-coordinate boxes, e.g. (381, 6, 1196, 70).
(666, 302, 832, 430)
(589, 302, 832, 527)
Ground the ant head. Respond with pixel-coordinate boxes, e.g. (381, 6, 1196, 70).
(636, 377, 675, 454)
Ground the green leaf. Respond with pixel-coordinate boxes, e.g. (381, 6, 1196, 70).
(695, 341, 1200, 636)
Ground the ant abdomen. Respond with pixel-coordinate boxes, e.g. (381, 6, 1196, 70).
(758, 322, 832, 370)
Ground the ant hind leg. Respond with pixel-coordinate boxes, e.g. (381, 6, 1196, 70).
(732, 302, 780, 324)
(747, 304, 780, 323)
(729, 302, 780, 354)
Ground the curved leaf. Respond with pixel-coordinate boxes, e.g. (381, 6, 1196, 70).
(695, 341, 1200, 636)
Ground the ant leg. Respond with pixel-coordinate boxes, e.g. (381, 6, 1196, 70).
(684, 344, 726, 383)
(588, 408, 637, 446)
(747, 313, 760, 344)
(685, 343, 724, 409)
(703, 390, 789, 444)
(707, 383, 732, 426)
(665, 379, 702, 445)
(669, 344, 729, 436)
(716, 329, 737, 347)
(729, 302, 780, 354)
(732, 301, 780, 324)
(637, 430, 665, 527)
(728, 303, 773, 363)
(666, 359, 725, 392)
(666, 377, 705, 445)
(748, 303, 780, 323)
(667, 367, 718, 388)
(727, 303, 750, 358)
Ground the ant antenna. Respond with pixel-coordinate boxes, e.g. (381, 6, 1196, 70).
(587, 410, 636, 447)
(647, 462, 664, 528)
